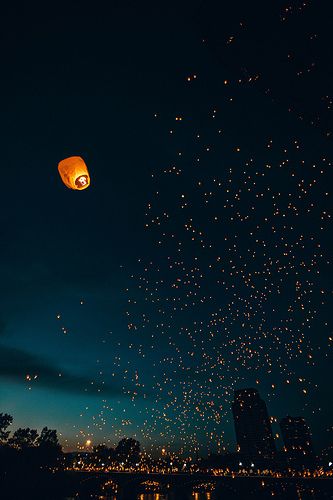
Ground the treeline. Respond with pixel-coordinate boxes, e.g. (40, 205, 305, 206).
(1, 412, 142, 470)
(71, 438, 141, 468)
(0, 412, 143, 498)
(0, 412, 62, 473)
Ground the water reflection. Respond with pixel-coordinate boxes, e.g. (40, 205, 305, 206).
(70, 478, 333, 500)
(136, 495, 211, 500)
(96, 493, 211, 500)
(137, 495, 168, 500)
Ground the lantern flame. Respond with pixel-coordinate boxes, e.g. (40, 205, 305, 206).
(58, 156, 91, 190)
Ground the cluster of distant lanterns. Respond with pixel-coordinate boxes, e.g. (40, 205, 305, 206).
(58, 156, 90, 191)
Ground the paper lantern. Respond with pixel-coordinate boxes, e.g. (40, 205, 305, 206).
(58, 156, 90, 190)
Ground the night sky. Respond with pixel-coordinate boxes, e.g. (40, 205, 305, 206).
(0, 0, 332, 456)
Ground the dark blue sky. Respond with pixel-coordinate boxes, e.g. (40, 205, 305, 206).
(0, 0, 332, 455)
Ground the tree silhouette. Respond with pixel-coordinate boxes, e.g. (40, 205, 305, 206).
(93, 444, 116, 467)
(0, 412, 12, 444)
(37, 427, 62, 468)
(38, 427, 61, 448)
(116, 438, 141, 465)
(0, 414, 65, 500)
(8, 427, 39, 450)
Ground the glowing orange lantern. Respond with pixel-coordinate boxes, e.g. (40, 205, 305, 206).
(58, 156, 90, 190)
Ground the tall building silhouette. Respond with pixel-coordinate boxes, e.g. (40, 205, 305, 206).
(232, 388, 276, 461)
(280, 416, 315, 468)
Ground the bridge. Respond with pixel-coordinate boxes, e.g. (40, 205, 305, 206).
(71, 471, 218, 498)
(66, 471, 333, 499)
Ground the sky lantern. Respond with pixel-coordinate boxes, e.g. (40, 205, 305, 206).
(58, 156, 90, 190)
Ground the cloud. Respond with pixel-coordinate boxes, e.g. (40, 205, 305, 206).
(0, 344, 124, 397)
